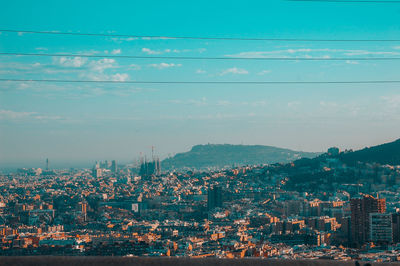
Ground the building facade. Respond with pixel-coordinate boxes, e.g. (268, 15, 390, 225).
(350, 195, 386, 247)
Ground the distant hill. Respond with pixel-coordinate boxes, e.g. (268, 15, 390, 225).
(339, 138, 400, 165)
(161, 144, 320, 170)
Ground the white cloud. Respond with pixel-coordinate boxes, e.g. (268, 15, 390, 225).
(110, 73, 129, 81)
(344, 50, 400, 56)
(56, 57, 87, 68)
(111, 49, 121, 55)
(159, 112, 257, 121)
(89, 58, 116, 72)
(169, 98, 207, 106)
(33, 115, 63, 121)
(112, 36, 175, 42)
(346, 60, 359, 65)
(0, 110, 63, 121)
(85, 72, 129, 82)
(258, 70, 271, 75)
(142, 47, 181, 55)
(0, 110, 36, 119)
(226, 48, 400, 58)
(52, 56, 122, 80)
(141, 37, 175, 40)
(381, 95, 400, 108)
(112, 37, 138, 42)
(189, 97, 207, 106)
(320, 101, 338, 107)
(217, 100, 231, 106)
(226, 49, 340, 58)
(149, 63, 182, 69)
(394, 46, 400, 50)
(84, 71, 130, 81)
(16, 83, 30, 90)
(220, 67, 248, 76)
(196, 69, 206, 74)
(251, 101, 267, 107)
(142, 48, 162, 55)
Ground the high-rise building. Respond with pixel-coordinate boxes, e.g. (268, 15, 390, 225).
(111, 160, 118, 173)
(350, 194, 386, 247)
(155, 158, 161, 175)
(350, 197, 363, 246)
(392, 212, 400, 243)
(92, 168, 102, 178)
(370, 213, 392, 244)
(207, 186, 223, 211)
(79, 202, 87, 214)
(78, 202, 87, 222)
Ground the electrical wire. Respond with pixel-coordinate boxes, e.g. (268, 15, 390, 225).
(1, 29, 400, 42)
(287, 0, 400, 3)
(1, 52, 399, 61)
(1, 79, 400, 85)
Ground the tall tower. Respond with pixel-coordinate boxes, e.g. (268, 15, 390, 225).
(46, 158, 49, 170)
(351, 194, 386, 247)
(111, 160, 117, 173)
(156, 157, 161, 175)
(92, 162, 102, 178)
(207, 186, 223, 212)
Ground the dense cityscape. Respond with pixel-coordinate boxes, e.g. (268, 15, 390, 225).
(2, 142, 400, 263)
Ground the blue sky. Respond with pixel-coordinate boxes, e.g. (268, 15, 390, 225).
(1, 0, 400, 167)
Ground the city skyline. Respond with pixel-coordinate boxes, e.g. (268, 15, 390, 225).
(2, 0, 400, 263)
(2, 138, 400, 261)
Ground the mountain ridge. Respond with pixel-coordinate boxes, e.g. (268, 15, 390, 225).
(161, 144, 321, 170)
(338, 138, 400, 165)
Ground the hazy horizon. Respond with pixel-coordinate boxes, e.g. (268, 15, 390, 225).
(1, 137, 399, 169)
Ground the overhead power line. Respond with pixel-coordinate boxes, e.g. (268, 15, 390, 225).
(1, 29, 400, 42)
(1, 79, 400, 85)
(287, 0, 400, 3)
(1, 52, 400, 61)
